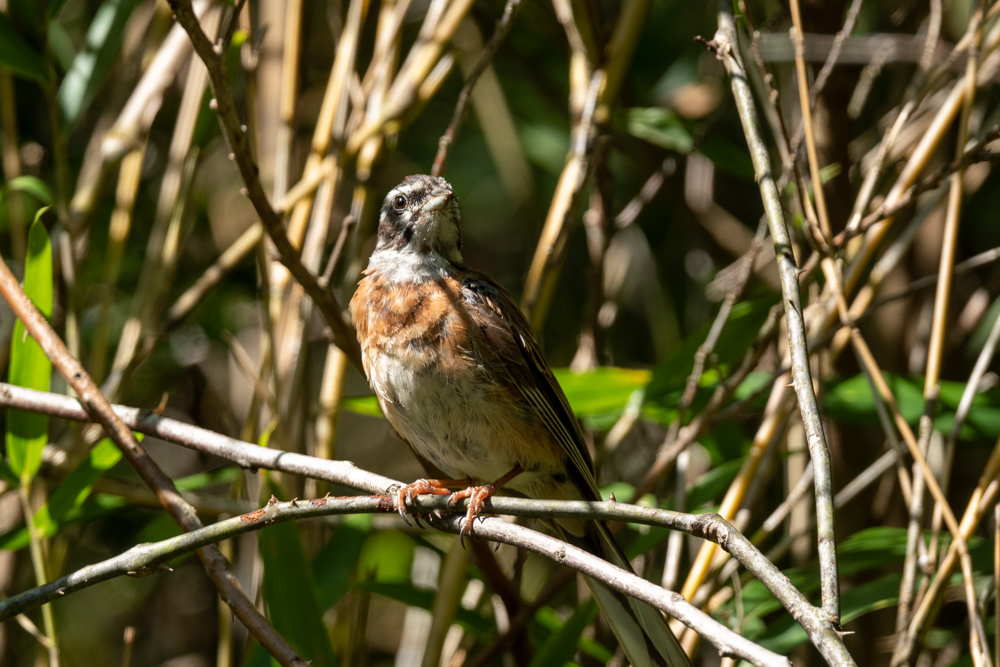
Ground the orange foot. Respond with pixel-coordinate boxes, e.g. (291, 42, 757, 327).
(448, 465, 525, 544)
(447, 484, 497, 544)
(394, 465, 524, 544)
(394, 478, 472, 527)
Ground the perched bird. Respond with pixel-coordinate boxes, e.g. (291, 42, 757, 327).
(350, 175, 690, 667)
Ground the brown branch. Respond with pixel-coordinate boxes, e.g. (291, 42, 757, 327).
(167, 0, 362, 372)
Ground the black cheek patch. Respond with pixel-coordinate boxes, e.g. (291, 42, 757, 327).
(401, 223, 415, 244)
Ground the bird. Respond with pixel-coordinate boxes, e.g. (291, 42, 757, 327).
(349, 174, 691, 667)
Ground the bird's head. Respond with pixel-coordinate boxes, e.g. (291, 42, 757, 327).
(375, 175, 464, 268)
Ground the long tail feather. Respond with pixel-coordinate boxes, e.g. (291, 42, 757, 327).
(558, 521, 691, 667)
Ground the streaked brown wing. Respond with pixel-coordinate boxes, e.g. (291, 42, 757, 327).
(460, 271, 602, 501)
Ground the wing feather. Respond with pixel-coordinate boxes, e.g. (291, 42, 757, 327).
(460, 272, 601, 500)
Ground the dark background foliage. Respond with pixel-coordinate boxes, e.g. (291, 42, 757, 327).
(1, 0, 999, 665)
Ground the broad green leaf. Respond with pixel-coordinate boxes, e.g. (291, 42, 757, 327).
(533, 605, 614, 662)
(646, 293, 780, 404)
(621, 107, 694, 153)
(825, 373, 1000, 442)
(341, 395, 383, 417)
(825, 373, 923, 426)
(0, 12, 49, 82)
(313, 514, 370, 612)
(57, 0, 141, 127)
(259, 516, 337, 667)
(6, 213, 53, 482)
(5, 176, 54, 205)
(756, 573, 902, 654)
(529, 599, 600, 667)
(356, 530, 414, 582)
(0, 491, 130, 550)
(347, 367, 654, 421)
(554, 367, 652, 417)
(33, 438, 124, 536)
(173, 466, 240, 491)
(46, 19, 74, 73)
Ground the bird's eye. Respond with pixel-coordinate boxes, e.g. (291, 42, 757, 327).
(393, 195, 407, 210)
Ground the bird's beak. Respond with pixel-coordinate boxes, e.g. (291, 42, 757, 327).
(422, 189, 452, 213)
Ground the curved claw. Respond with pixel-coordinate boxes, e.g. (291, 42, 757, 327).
(393, 478, 453, 528)
(451, 484, 497, 546)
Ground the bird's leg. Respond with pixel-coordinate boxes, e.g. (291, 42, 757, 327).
(447, 464, 525, 543)
(395, 477, 476, 526)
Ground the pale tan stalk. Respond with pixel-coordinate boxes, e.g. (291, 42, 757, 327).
(90, 146, 145, 383)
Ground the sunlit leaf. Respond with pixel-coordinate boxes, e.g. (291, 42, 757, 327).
(5, 176, 54, 206)
(825, 373, 1000, 442)
(356, 530, 414, 583)
(33, 438, 124, 536)
(6, 213, 53, 483)
(554, 367, 652, 417)
(341, 395, 383, 418)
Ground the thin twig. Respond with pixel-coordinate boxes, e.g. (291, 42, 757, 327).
(168, 0, 362, 371)
(0, 381, 847, 666)
(714, 2, 841, 624)
(431, 0, 525, 176)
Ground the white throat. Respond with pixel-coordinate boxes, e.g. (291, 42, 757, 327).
(367, 247, 458, 283)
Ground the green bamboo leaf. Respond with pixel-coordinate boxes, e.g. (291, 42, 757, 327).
(529, 599, 600, 667)
(341, 395, 383, 417)
(5, 175, 54, 206)
(621, 107, 694, 153)
(553, 367, 652, 417)
(356, 530, 414, 582)
(346, 368, 653, 420)
(57, 0, 142, 127)
(313, 514, 370, 612)
(31, 437, 128, 538)
(0, 11, 49, 82)
(259, 485, 337, 667)
(646, 293, 780, 403)
(533, 605, 614, 662)
(6, 212, 53, 482)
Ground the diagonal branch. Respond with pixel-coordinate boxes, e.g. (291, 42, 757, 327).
(166, 0, 362, 371)
(0, 257, 306, 666)
(713, 1, 842, 626)
(0, 381, 855, 665)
